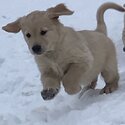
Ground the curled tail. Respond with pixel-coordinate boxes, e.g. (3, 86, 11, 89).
(95, 2, 125, 36)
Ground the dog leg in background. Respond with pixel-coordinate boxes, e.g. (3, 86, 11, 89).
(122, 7, 125, 51)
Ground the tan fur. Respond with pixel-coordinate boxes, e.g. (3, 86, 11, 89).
(2, 2, 125, 96)
(47, 3, 74, 18)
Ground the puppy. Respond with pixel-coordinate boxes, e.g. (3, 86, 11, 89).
(2, 2, 125, 100)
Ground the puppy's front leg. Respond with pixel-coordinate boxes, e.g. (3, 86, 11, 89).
(41, 71, 60, 100)
(62, 63, 86, 95)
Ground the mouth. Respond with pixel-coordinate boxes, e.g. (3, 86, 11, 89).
(33, 51, 43, 55)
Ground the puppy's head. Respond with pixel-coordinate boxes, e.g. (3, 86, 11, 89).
(2, 4, 73, 55)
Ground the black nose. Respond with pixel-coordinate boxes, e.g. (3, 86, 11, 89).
(32, 45, 42, 54)
(123, 47, 125, 52)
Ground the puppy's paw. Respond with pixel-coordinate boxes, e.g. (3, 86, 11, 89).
(100, 83, 118, 94)
(64, 85, 81, 95)
(41, 88, 59, 100)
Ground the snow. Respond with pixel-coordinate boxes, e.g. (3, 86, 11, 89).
(0, 0, 125, 125)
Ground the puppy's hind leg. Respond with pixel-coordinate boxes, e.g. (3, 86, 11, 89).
(100, 56, 119, 94)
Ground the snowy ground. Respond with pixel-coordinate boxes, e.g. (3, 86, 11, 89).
(0, 0, 125, 125)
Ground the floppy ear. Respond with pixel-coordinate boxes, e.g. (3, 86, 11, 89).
(47, 4, 74, 19)
(2, 18, 21, 33)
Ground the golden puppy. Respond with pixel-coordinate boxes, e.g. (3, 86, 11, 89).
(2, 2, 125, 100)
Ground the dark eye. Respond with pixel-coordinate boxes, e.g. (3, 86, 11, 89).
(26, 33, 31, 38)
(40, 30, 47, 35)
